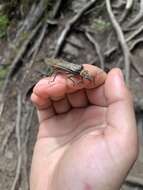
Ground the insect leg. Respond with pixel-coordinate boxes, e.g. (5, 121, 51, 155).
(48, 70, 64, 83)
(67, 74, 83, 86)
(48, 72, 57, 83)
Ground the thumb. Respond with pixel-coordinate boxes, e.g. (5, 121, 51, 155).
(104, 69, 138, 157)
(105, 68, 136, 133)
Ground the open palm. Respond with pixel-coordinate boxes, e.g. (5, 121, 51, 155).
(30, 65, 138, 190)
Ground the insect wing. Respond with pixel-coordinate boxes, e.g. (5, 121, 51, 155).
(45, 58, 83, 74)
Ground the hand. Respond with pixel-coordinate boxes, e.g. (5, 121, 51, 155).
(30, 64, 138, 190)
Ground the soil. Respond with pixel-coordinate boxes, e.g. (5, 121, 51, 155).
(0, 1, 143, 190)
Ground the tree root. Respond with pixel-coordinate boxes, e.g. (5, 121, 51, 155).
(53, 0, 97, 57)
(85, 31, 105, 69)
(0, 0, 64, 119)
(129, 37, 143, 52)
(28, 23, 48, 66)
(16, 0, 48, 40)
(21, 106, 35, 190)
(127, 0, 143, 27)
(1, 21, 42, 99)
(120, 0, 134, 23)
(106, 0, 131, 84)
(0, 124, 15, 153)
(125, 175, 143, 187)
(130, 55, 143, 77)
(10, 93, 22, 190)
(126, 25, 143, 43)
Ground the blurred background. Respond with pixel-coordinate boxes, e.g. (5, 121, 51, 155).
(0, 0, 143, 189)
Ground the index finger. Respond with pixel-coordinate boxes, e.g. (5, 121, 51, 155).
(32, 64, 107, 99)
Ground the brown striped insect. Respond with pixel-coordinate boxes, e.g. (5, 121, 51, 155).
(44, 58, 92, 80)
(26, 58, 92, 99)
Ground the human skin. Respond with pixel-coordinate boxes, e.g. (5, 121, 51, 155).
(30, 64, 138, 190)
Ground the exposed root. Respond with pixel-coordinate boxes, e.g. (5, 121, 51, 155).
(2, 21, 42, 96)
(4, 0, 63, 81)
(128, 0, 143, 27)
(126, 25, 143, 42)
(0, 102, 4, 120)
(0, 124, 15, 153)
(10, 93, 22, 190)
(9, 22, 42, 79)
(125, 175, 143, 187)
(21, 106, 35, 190)
(53, 0, 97, 57)
(106, 0, 131, 84)
(52, 0, 63, 18)
(129, 37, 143, 52)
(1, 0, 64, 115)
(28, 23, 48, 66)
(130, 55, 143, 77)
(104, 46, 117, 58)
(120, 0, 134, 22)
(85, 31, 105, 69)
(16, 0, 48, 40)
(112, 1, 126, 9)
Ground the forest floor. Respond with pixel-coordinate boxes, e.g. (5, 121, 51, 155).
(0, 0, 143, 189)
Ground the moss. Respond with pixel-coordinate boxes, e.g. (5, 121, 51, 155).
(91, 19, 111, 32)
(0, 14, 9, 38)
(0, 66, 9, 78)
(0, 66, 9, 88)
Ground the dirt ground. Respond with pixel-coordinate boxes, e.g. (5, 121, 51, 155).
(0, 1, 143, 190)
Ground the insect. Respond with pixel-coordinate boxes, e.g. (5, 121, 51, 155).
(44, 58, 92, 80)
(26, 58, 92, 99)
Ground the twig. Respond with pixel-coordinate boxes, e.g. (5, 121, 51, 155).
(10, 21, 42, 78)
(25, 0, 63, 75)
(112, 1, 126, 9)
(106, 32, 113, 50)
(85, 1, 105, 16)
(129, 37, 143, 52)
(52, 0, 63, 18)
(28, 23, 48, 65)
(130, 55, 143, 77)
(1, 21, 42, 98)
(16, 0, 48, 39)
(0, 102, 4, 120)
(28, 19, 58, 61)
(1, 1, 63, 116)
(7, 0, 63, 79)
(128, 0, 143, 27)
(104, 46, 117, 58)
(125, 0, 134, 13)
(66, 39, 84, 49)
(53, 0, 97, 57)
(125, 175, 143, 187)
(104, 41, 143, 78)
(27, 0, 63, 62)
(0, 21, 41, 118)
(126, 25, 143, 42)
(11, 93, 22, 190)
(120, 0, 134, 22)
(21, 106, 35, 190)
(106, 0, 131, 84)
(85, 31, 105, 69)
(104, 35, 143, 57)
(0, 124, 15, 152)
(131, 62, 143, 77)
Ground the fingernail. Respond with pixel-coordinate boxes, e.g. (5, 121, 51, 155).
(118, 69, 124, 82)
(114, 69, 126, 94)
